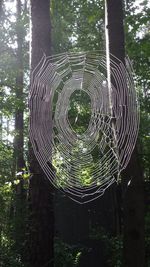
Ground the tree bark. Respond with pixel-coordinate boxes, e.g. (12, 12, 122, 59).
(122, 149, 145, 267)
(105, 1, 145, 266)
(13, 0, 26, 262)
(28, 1, 54, 266)
(14, 0, 25, 173)
(105, 0, 125, 236)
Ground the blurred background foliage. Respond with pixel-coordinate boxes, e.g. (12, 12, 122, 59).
(0, 0, 150, 266)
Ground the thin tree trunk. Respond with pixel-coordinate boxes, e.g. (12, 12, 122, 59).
(105, 1, 145, 266)
(14, 0, 24, 172)
(0, 0, 3, 18)
(28, 0, 54, 266)
(13, 0, 26, 262)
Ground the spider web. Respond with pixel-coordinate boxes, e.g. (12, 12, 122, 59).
(29, 51, 139, 203)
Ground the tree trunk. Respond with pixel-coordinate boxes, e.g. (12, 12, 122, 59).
(28, 0, 54, 266)
(13, 0, 26, 262)
(105, 0, 125, 236)
(14, 0, 25, 173)
(122, 149, 145, 267)
(0, 0, 3, 18)
(105, 1, 145, 266)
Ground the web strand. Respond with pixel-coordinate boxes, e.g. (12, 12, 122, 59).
(29, 51, 139, 204)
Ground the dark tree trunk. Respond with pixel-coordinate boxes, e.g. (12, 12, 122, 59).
(13, 0, 26, 262)
(105, 0, 125, 236)
(122, 149, 145, 267)
(105, 0, 125, 63)
(28, 1, 54, 267)
(105, 1, 145, 266)
(30, 0, 52, 67)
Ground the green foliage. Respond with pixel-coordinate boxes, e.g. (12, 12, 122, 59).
(90, 226, 123, 267)
(0, 2, 29, 267)
(0, 0, 150, 266)
(54, 238, 82, 267)
(0, 142, 14, 177)
(139, 110, 150, 180)
(51, 0, 105, 53)
(72, 0, 105, 51)
(51, 0, 76, 53)
(0, 142, 27, 267)
(125, 0, 150, 179)
(68, 90, 91, 134)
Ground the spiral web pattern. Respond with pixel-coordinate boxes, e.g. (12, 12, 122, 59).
(29, 51, 139, 203)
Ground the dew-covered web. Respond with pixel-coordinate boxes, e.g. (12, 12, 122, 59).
(29, 51, 139, 204)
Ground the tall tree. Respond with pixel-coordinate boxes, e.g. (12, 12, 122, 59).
(13, 0, 26, 261)
(14, 0, 25, 173)
(105, 0, 145, 266)
(0, 0, 3, 18)
(29, 0, 54, 266)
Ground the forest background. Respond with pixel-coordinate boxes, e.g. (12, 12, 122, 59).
(0, 0, 150, 266)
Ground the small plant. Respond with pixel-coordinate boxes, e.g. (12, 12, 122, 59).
(54, 237, 82, 267)
(89, 226, 123, 267)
